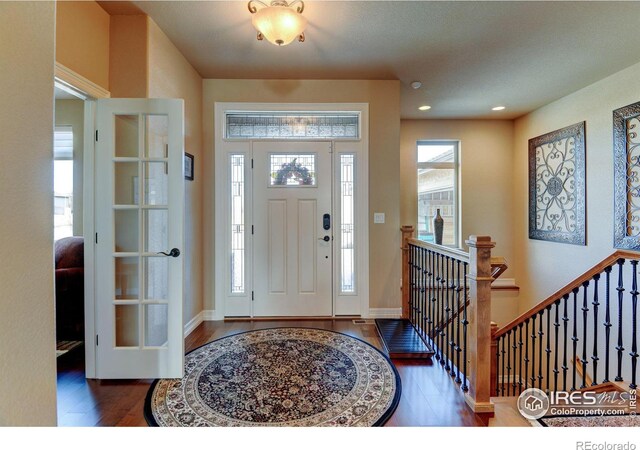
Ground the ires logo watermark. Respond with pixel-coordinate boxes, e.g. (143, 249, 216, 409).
(517, 387, 637, 419)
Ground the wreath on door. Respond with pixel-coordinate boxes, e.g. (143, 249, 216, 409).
(273, 158, 314, 185)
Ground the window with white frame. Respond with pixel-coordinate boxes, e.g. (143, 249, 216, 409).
(417, 141, 459, 246)
(54, 126, 74, 241)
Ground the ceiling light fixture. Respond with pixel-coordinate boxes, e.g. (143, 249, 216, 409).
(410, 81, 422, 90)
(418, 105, 431, 111)
(492, 106, 506, 111)
(248, 0, 307, 46)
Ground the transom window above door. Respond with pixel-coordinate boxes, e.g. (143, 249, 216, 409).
(225, 112, 360, 140)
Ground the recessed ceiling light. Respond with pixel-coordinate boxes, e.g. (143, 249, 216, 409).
(410, 81, 422, 90)
(418, 105, 431, 111)
(492, 106, 506, 111)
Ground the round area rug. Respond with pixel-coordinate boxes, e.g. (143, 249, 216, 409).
(144, 328, 401, 427)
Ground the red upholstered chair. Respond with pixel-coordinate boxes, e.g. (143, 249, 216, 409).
(54, 237, 85, 341)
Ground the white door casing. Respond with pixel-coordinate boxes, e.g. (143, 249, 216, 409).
(214, 103, 369, 319)
(252, 141, 333, 316)
(95, 98, 184, 379)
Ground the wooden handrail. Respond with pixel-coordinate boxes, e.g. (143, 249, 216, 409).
(494, 250, 640, 339)
(408, 238, 470, 263)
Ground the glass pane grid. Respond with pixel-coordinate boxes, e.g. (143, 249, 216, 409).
(270, 154, 316, 186)
(231, 155, 245, 294)
(340, 155, 356, 294)
(226, 113, 359, 139)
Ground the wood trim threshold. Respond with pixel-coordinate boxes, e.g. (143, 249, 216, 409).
(491, 285, 520, 292)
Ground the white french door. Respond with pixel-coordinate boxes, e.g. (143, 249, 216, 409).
(95, 98, 184, 379)
(252, 141, 333, 316)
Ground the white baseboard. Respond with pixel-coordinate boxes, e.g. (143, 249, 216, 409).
(202, 309, 219, 321)
(366, 308, 402, 319)
(184, 311, 204, 337)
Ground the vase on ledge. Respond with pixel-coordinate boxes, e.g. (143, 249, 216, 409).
(433, 208, 444, 245)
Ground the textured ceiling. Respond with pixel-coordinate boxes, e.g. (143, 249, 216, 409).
(132, 1, 640, 119)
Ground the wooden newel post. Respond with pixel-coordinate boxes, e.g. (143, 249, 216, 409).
(401, 226, 415, 320)
(464, 235, 496, 414)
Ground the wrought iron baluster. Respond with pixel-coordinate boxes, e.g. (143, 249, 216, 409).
(507, 330, 512, 396)
(604, 266, 612, 383)
(455, 259, 462, 384)
(444, 256, 451, 371)
(449, 259, 457, 378)
(591, 274, 600, 386)
(571, 287, 579, 391)
(462, 261, 469, 392)
(630, 260, 638, 390)
(538, 310, 544, 390)
(512, 327, 518, 394)
(530, 315, 536, 388)
(553, 300, 560, 393)
(616, 258, 625, 382)
(436, 254, 442, 361)
(430, 250, 436, 347)
(518, 323, 524, 394)
(562, 293, 569, 392)
(440, 255, 446, 366)
(580, 281, 590, 389)
(496, 335, 501, 396)
(524, 319, 530, 390)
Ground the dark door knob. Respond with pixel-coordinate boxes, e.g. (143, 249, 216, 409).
(158, 248, 180, 257)
(317, 236, 330, 242)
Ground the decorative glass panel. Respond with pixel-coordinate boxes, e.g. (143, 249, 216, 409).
(270, 154, 316, 186)
(225, 112, 359, 139)
(231, 155, 245, 294)
(340, 155, 355, 294)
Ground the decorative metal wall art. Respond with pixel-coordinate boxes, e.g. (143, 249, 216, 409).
(529, 122, 586, 245)
(614, 102, 640, 249)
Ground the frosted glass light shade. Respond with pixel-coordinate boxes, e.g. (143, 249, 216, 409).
(252, 5, 307, 46)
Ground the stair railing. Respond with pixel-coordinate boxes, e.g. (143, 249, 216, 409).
(492, 250, 640, 397)
(401, 226, 501, 413)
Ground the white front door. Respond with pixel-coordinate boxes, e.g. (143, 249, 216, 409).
(95, 98, 184, 379)
(252, 141, 333, 316)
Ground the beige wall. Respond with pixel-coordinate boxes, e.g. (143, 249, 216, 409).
(400, 120, 518, 324)
(55, 99, 84, 236)
(513, 61, 640, 314)
(109, 15, 149, 98)
(202, 80, 401, 312)
(148, 20, 204, 325)
(0, 1, 57, 425)
(56, 0, 110, 90)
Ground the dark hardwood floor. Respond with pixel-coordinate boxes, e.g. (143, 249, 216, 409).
(56, 320, 527, 427)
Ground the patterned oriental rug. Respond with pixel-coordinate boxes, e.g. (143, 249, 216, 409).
(144, 328, 401, 427)
(537, 414, 639, 427)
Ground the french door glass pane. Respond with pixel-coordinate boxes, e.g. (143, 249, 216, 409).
(115, 305, 139, 347)
(115, 115, 139, 157)
(145, 115, 169, 158)
(144, 257, 168, 300)
(144, 209, 168, 253)
(115, 162, 139, 205)
(144, 304, 168, 347)
(114, 209, 139, 252)
(144, 162, 169, 205)
(115, 257, 139, 300)
(269, 154, 316, 186)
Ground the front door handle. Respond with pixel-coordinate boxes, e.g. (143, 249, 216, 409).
(158, 248, 181, 257)
(318, 236, 331, 242)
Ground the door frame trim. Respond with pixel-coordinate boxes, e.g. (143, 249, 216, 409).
(54, 69, 111, 379)
(214, 102, 370, 319)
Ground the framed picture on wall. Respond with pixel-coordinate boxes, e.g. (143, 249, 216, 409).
(184, 152, 194, 181)
(528, 121, 586, 245)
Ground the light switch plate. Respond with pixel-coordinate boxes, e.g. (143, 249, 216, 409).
(374, 213, 385, 224)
